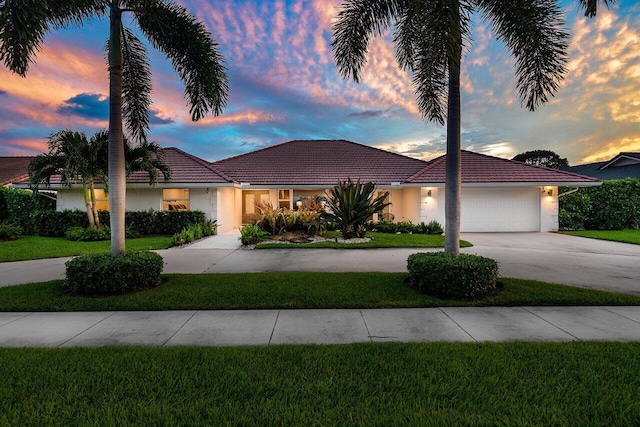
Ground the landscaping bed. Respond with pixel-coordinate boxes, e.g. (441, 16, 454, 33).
(1, 273, 639, 311)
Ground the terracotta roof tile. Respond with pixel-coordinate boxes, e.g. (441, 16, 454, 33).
(212, 139, 429, 185)
(0, 156, 33, 186)
(407, 150, 600, 184)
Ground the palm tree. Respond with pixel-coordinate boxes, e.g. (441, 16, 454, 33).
(29, 130, 104, 229)
(29, 129, 172, 229)
(1, 0, 228, 256)
(580, 0, 615, 17)
(332, 0, 570, 255)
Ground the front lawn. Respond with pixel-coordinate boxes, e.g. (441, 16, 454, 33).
(257, 231, 472, 249)
(0, 236, 173, 263)
(1, 342, 639, 425)
(1, 273, 639, 311)
(560, 229, 640, 245)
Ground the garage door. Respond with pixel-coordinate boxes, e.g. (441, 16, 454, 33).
(460, 188, 540, 232)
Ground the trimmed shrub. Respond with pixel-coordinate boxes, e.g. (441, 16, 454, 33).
(65, 224, 139, 241)
(34, 209, 89, 237)
(239, 224, 269, 246)
(33, 209, 208, 237)
(407, 252, 499, 299)
(367, 219, 444, 235)
(64, 251, 164, 295)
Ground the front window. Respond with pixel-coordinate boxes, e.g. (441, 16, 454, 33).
(93, 189, 109, 211)
(163, 189, 190, 211)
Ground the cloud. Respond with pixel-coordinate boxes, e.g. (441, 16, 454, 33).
(0, 89, 6, 96)
(149, 108, 175, 125)
(57, 93, 109, 119)
(347, 110, 385, 119)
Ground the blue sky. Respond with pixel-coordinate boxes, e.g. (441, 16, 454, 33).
(0, 0, 638, 165)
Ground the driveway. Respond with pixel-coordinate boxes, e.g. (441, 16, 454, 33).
(1, 232, 639, 295)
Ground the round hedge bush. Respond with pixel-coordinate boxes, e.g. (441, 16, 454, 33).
(407, 252, 499, 299)
(64, 251, 164, 295)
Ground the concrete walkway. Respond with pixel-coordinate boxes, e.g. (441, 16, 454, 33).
(2, 306, 640, 347)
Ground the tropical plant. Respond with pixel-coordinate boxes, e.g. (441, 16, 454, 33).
(512, 150, 569, 169)
(332, 0, 571, 254)
(0, 221, 22, 241)
(1, 0, 228, 256)
(29, 130, 106, 229)
(239, 224, 269, 246)
(324, 179, 391, 239)
(256, 202, 284, 236)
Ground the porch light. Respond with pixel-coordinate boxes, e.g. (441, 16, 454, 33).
(427, 189, 432, 197)
(296, 200, 303, 208)
(545, 187, 553, 196)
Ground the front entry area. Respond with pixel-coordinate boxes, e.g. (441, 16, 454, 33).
(242, 190, 270, 224)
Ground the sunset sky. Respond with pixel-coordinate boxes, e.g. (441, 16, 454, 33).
(0, 0, 638, 166)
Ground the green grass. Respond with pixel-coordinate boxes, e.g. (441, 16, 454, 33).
(1, 342, 640, 425)
(560, 229, 640, 245)
(258, 231, 472, 248)
(0, 236, 173, 262)
(2, 273, 639, 311)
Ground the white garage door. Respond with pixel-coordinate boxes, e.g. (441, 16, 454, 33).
(460, 188, 540, 232)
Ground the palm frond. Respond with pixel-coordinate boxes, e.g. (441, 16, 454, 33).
(120, 27, 151, 143)
(129, 0, 227, 121)
(0, 0, 106, 76)
(476, 0, 570, 111)
(332, 0, 406, 82)
(125, 140, 171, 185)
(578, 0, 615, 18)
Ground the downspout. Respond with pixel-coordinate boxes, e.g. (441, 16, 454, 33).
(558, 187, 580, 198)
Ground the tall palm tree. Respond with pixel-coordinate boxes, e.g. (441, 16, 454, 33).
(332, 0, 570, 255)
(1, 0, 228, 255)
(580, 0, 615, 17)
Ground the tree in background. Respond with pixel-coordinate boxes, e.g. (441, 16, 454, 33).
(332, 0, 570, 255)
(512, 150, 569, 169)
(1, 0, 227, 255)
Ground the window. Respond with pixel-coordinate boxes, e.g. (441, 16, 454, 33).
(163, 189, 189, 211)
(278, 190, 291, 209)
(93, 189, 109, 211)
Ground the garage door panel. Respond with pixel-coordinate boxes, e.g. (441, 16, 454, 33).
(460, 188, 539, 232)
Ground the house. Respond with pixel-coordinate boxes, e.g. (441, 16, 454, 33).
(13, 139, 600, 232)
(563, 152, 640, 180)
(0, 156, 33, 187)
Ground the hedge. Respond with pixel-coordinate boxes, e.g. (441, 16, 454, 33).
(560, 179, 640, 230)
(0, 187, 55, 235)
(33, 209, 206, 237)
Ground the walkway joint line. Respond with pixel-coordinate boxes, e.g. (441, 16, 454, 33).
(163, 310, 198, 346)
(57, 311, 117, 348)
(360, 310, 373, 342)
(268, 311, 280, 346)
(521, 307, 581, 341)
(438, 308, 477, 342)
(601, 306, 640, 326)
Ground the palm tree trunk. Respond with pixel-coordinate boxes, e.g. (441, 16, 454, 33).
(444, 4, 463, 256)
(89, 178, 100, 228)
(108, 1, 126, 256)
(82, 183, 96, 230)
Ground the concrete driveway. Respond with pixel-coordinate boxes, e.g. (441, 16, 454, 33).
(1, 232, 639, 295)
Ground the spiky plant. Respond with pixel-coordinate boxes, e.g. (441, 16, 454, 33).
(324, 179, 391, 239)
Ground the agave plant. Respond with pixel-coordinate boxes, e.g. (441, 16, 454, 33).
(324, 179, 391, 239)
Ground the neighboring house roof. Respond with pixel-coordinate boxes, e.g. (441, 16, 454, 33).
(407, 150, 600, 185)
(12, 147, 233, 187)
(563, 152, 640, 180)
(0, 156, 33, 186)
(212, 139, 429, 186)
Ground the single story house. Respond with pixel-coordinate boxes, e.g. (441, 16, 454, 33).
(14, 139, 600, 232)
(562, 152, 640, 180)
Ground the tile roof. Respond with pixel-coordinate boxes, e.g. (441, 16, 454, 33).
(212, 139, 429, 185)
(127, 147, 233, 184)
(0, 156, 33, 186)
(12, 147, 233, 186)
(407, 150, 600, 184)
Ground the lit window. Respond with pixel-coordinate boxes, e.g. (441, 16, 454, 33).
(163, 189, 189, 211)
(93, 189, 109, 211)
(278, 190, 291, 209)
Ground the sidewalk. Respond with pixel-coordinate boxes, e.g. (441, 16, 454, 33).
(2, 306, 640, 347)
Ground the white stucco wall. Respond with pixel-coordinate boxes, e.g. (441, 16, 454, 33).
(216, 187, 239, 232)
(540, 186, 559, 232)
(420, 187, 442, 225)
(126, 188, 162, 211)
(56, 189, 86, 211)
(189, 187, 216, 221)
